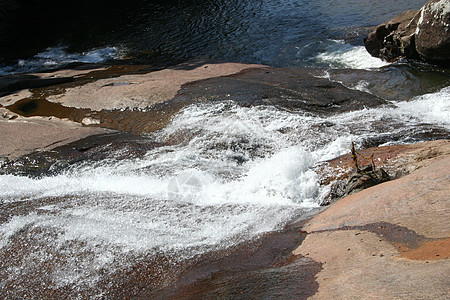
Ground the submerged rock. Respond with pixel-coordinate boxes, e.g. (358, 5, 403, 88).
(175, 67, 386, 115)
(0, 74, 74, 97)
(364, 0, 450, 66)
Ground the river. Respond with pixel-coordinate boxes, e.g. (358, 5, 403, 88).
(0, 0, 449, 298)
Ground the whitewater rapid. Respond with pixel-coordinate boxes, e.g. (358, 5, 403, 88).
(1, 86, 449, 262)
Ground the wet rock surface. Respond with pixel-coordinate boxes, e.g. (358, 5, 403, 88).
(0, 132, 149, 177)
(327, 65, 450, 101)
(176, 67, 386, 115)
(0, 61, 390, 160)
(147, 226, 321, 300)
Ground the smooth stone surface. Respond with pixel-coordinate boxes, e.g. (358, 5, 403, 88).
(0, 108, 111, 159)
(174, 67, 386, 115)
(294, 140, 450, 299)
(305, 153, 450, 238)
(45, 62, 264, 111)
(294, 230, 449, 299)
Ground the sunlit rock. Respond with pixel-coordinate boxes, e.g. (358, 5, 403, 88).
(364, 0, 450, 66)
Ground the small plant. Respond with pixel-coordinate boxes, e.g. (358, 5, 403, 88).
(351, 142, 389, 183)
(351, 142, 378, 172)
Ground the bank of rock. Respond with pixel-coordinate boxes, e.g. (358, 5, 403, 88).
(364, 0, 450, 66)
(317, 140, 450, 204)
(295, 139, 450, 299)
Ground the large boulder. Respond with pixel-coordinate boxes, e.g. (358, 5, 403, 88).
(415, 0, 450, 64)
(364, 10, 421, 62)
(364, 0, 450, 66)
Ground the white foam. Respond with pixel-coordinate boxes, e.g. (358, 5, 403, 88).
(3, 94, 447, 208)
(0, 103, 353, 270)
(352, 80, 371, 93)
(316, 40, 390, 69)
(0, 173, 167, 200)
(192, 147, 319, 207)
(0, 46, 121, 75)
(394, 86, 450, 129)
(416, 8, 425, 34)
(0, 213, 40, 249)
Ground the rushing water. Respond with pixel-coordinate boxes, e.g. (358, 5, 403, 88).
(1, 0, 449, 296)
(1, 86, 449, 294)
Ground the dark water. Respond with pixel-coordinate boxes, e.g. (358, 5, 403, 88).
(2, 0, 427, 68)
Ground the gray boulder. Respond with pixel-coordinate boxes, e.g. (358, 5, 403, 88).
(364, 0, 450, 66)
(415, 0, 450, 64)
(364, 10, 421, 62)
